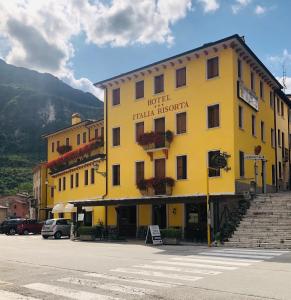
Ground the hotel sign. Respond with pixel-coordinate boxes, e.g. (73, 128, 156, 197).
(133, 94, 189, 121)
(238, 81, 258, 111)
(244, 154, 265, 160)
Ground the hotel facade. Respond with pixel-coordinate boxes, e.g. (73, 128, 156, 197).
(36, 34, 291, 241)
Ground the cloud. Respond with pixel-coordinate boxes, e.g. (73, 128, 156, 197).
(198, 0, 220, 13)
(0, 0, 192, 99)
(277, 77, 291, 94)
(268, 49, 291, 66)
(232, 0, 252, 14)
(254, 5, 266, 15)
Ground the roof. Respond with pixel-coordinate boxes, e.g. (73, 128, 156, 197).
(276, 90, 291, 108)
(94, 34, 283, 90)
(0, 205, 8, 209)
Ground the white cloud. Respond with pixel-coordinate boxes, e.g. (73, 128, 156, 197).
(198, 0, 220, 13)
(277, 77, 291, 94)
(0, 0, 192, 99)
(254, 5, 266, 15)
(232, 0, 252, 14)
(268, 49, 291, 66)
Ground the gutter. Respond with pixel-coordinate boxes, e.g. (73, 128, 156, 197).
(274, 92, 278, 192)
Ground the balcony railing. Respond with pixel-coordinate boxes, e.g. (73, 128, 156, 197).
(137, 177, 175, 196)
(237, 80, 258, 111)
(137, 131, 174, 151)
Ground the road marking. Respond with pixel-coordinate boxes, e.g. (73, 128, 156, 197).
(186, 255, 262, 263)
(111, 268, 202, 282)
(58, 277, 154, 296)
(0, 290, 40, 300)
(170, 257, 251, 266)
(86, 273, 178, 288)
(23, 283, 122, 300)
(133, 264, 221, 275)
(218, 249, 287, 256)
(199, 252, 272, 259)
(154, 260, 237, 270)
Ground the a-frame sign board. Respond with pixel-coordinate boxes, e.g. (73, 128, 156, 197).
(145, 225, 163, 245)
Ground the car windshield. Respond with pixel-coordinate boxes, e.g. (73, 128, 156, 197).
(44, 219, 54, 225)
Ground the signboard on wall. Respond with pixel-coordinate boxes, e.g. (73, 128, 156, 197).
(244, 154, 265, 160)
(238, 81, 259, 111)
(145, 225, 163, 245)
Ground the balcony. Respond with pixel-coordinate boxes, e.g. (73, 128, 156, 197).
(237, 80, 258, 111)
(137, 177, 175, 196)
(137, 131, 174, 160)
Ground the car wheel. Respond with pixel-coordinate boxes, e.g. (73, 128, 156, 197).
(23, 229, 29, 235)
(42, 235, 49, 239)
(54, 231, 62, 239)
(9, 228, 16, 235)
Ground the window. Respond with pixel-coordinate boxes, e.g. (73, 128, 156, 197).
(238, 105, 243, 129)
(207, 57, 219, 79)
(70, 174, 73, 189)
(177, 155, 187, 180)
(176, 112, 187, 134)
(282, 132, 285, 149)
(62, 177, 66, 191)
(270, 91, 274, 109)
(84, 170, 88, 185)
(271, 129, 275, 148)
(208, 150, 221, 177)
(261, 121, 265, 142)
(278, 129, 281, 147)
(154, 74, 164, 94)
(278, 162, 282, 179)
(77, 134, 80, 145)
(277, 98, 280, 115)
(112, 127, 120, 146)
(251, 115, 256, 136)
(59, 213, 64, 219)
(66, 138, 70, 146)
(91, 168, 95, 184)
(135, 122, 144, 142)
(50, 187, 54, 198)
(260, 81, 264, 99)
(112, 165, 120, 186)
(251, 71, 255, 91)
(57, 141, 60, 149)
(176, 67, 186, 88)
(83, 132, 87, 144)
(135, 161, 144, 185)
(75, 173, 79, 188)
(52, 142, 55, 153)
(95, 128, 98, 139)
(101, 127, 104, 139)
(272, 165, 276, 185)
(237, 59, 242, 79)
(281, 101, 284, 117)
(135, 80, 144, 99)
(207, 104, 220, 128)
(112, 88, 120, 106)
(239, 151, 245, 177)
(58, 178, 61, 191)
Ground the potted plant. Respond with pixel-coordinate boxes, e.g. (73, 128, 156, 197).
(77, 226, 96, 241)
(165, 130, 174, 147)
(164, 177, 175, 195)
(160, 228, 182, 245)
(137, 179, 147, 195)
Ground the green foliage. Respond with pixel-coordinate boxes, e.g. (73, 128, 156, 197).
(160, 228, 182, 239)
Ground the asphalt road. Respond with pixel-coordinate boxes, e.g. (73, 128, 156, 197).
(0, 234, 291, 300)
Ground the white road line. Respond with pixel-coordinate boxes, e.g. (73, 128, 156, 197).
(111, 268, 202, 282)
(218, 249, 287, 256)
(0, 290, 40, 300)
(58, 277, 154, 296)
(85, 273, 177, 288)
(186, 255, 262, 263)
(23, 283, 122, 300)
(171, 257, 251, 266)
(154, 260, 237, 270)
(133, 264, 221, 275)
(199, 252, 272, 259)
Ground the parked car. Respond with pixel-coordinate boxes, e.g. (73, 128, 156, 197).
(17, 219, 43, 235)
(41, 218, 72, 239)
(0, 219, 25, 235)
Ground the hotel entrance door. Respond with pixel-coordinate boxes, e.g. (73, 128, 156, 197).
(117, 206, 137, 237)
(152, 204, 166, 229)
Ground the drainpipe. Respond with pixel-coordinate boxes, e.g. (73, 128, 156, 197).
(274, 91, 278, 192)
(288, 103, 291, 190)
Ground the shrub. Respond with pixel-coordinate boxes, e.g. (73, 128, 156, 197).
(160, 228, 182, 239)
(137, 179, 147, 190)
(77, 226, 96, 236)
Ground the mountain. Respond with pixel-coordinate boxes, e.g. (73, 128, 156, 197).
(0, 59, 103, 195)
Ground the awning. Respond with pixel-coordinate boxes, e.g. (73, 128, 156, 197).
(52, 203, 65, 213)
(64, 203, 77, 213)
(69, 194, 240, 207)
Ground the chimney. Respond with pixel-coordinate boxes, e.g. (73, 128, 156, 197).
(72, 113, 81, 125)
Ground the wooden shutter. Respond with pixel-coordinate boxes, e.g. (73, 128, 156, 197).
(91, 168, 95, 184)
(154, 75, 164, 94)
(208, 105, 219, 128)
(112, 88, 120, 106)
(176, 112, 186, 134)
(84, 170, 88, 185)
(177, 156, 187, 179)
(135, 161, 144, 184)
(207, 57, 219, 79)
(113, 165, 120, 186)
(176, 67, 186, 87)
(136, 80, 144, 99)
(113, 127, 120, 146)
(135, 122, 144, 142)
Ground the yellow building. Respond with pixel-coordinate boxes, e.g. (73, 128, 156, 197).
(41, 34, 291, 242)
(41, 114, 105, 226)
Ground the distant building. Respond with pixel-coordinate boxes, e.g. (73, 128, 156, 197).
(0, 195, 29, 219)
(0, 205, 8, 222)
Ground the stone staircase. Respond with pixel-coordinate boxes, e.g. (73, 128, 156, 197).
(225, 193, 291, 249)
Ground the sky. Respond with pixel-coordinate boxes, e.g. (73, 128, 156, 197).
(0, 0, 291, 100)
